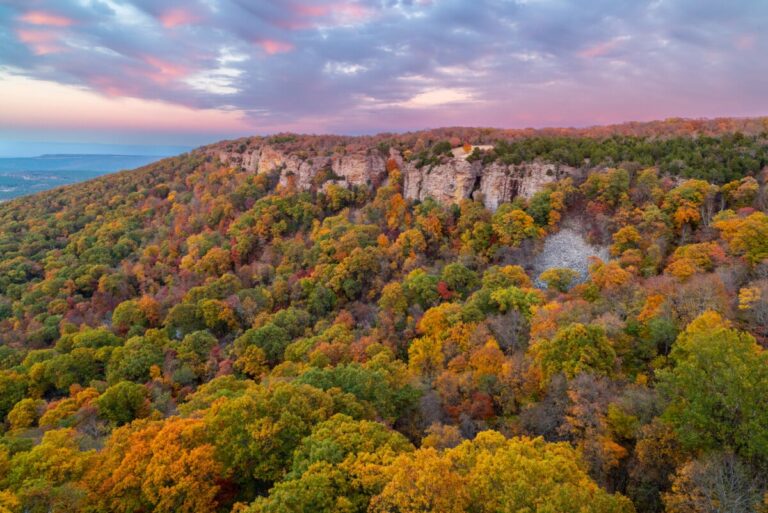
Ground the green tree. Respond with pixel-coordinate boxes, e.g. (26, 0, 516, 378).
(0, 371, 27, 420)
(439, 263, 479, 298)
(490, 285, 542, 319)
(658, 311, 768, 460)
(288, 413, 412, 478)
(296, 359, 419, 425)
(112, 299, 148, 335)
(204, 382, 357, 484)
(7, 398, 45, 430)
(164, 303, 205, 339)
(7, 429, 95, 512)
(539, 267, 580, 292)
(106, 330, 167, 384)
(175, 330, 217, 378)
(402, 269, 440, 309)
(97, 381, 150, 426)
(234, 324, 291, 367)
(532, 323, 616, 379)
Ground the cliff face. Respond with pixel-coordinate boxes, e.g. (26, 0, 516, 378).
(401, 160, 577, 211)
(482, 162, 577, 208)
(211, 145, 577, 211)
(217, 146, 386, 189)
(402, 159, 481, 205)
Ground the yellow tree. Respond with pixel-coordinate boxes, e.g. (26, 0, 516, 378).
(491, 206, 541, 247)
(370, 431, 634, 513)
(610, 226, 642, 257)
(530, 323, 616, 380)
(714, 211, 768, 265)
(368, 447, 470, 513)
(662, 179, 718, 232)
(7, 428, 95, 512)
(408, 336, 444, 380)
(539, 267, 580, 292)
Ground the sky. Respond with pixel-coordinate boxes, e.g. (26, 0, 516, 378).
(0, 0, 767, 154)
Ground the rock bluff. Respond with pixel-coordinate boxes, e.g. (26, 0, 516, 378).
(210, 145, 578, 211)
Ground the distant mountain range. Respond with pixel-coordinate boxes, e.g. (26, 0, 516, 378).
(0, 153, 167, 201)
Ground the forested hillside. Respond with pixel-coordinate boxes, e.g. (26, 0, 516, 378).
(0, 122, 768, 513)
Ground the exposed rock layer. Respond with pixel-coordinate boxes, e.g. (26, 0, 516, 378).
(212, 145, 578, 211)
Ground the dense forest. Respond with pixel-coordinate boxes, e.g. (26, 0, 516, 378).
(0, 121, 768, 513)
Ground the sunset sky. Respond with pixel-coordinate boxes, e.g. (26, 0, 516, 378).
(1, 0, 766, 153)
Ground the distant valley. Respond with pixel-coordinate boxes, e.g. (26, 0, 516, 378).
(0, 154, 166, 201)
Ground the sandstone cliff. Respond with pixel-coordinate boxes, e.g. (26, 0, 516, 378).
(401, 160, 577, 211)
(210, 144, 578, 211)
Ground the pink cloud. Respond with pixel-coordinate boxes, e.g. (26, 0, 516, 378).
(159, 8, 201, 28)
(0, 74, 254, 135)
(333, 3, 371, 21)
(294, 1, 370, 19)
(257, 39, 295, 55)
(735, 33, 756, 50)
(579, 41, 615, 59)
(19, 10, 75, 27)
(294, 4, 330, 17)
(88, 75, 137, 97)
(282, 2, 373, 29)
(578, 37, 628, 59)
(16, 28, 64, 55)
(141, 56, 189, 83)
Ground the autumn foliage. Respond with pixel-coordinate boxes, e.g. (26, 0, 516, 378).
(0, 126, 767, 512)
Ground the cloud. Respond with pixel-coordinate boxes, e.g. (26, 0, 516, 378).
(0, 0, 767, 139)
(15, 28, 65, 55)
(578, 36, 631, 59)
(256, 39, 295, 55)
(19, 10, 75, 27)
(184, 47, 247, 94)
(0, 70, 251, 136)
(392, 87, 477, 108)
(158, 8, 202, 28)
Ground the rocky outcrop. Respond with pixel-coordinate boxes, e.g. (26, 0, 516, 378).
(256, 146, 287, 174)
(402, 160, 481, 205)
(276, 157, 330, 189)
(215, 145, 386, 190)
(514, 162, 574, 199)
(211, 144, 578, 211)
(478, 163, 516, 211)
(479, 162, 576, 209)
(331, 153, 387, 187)
(403, 160, 577, 210)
